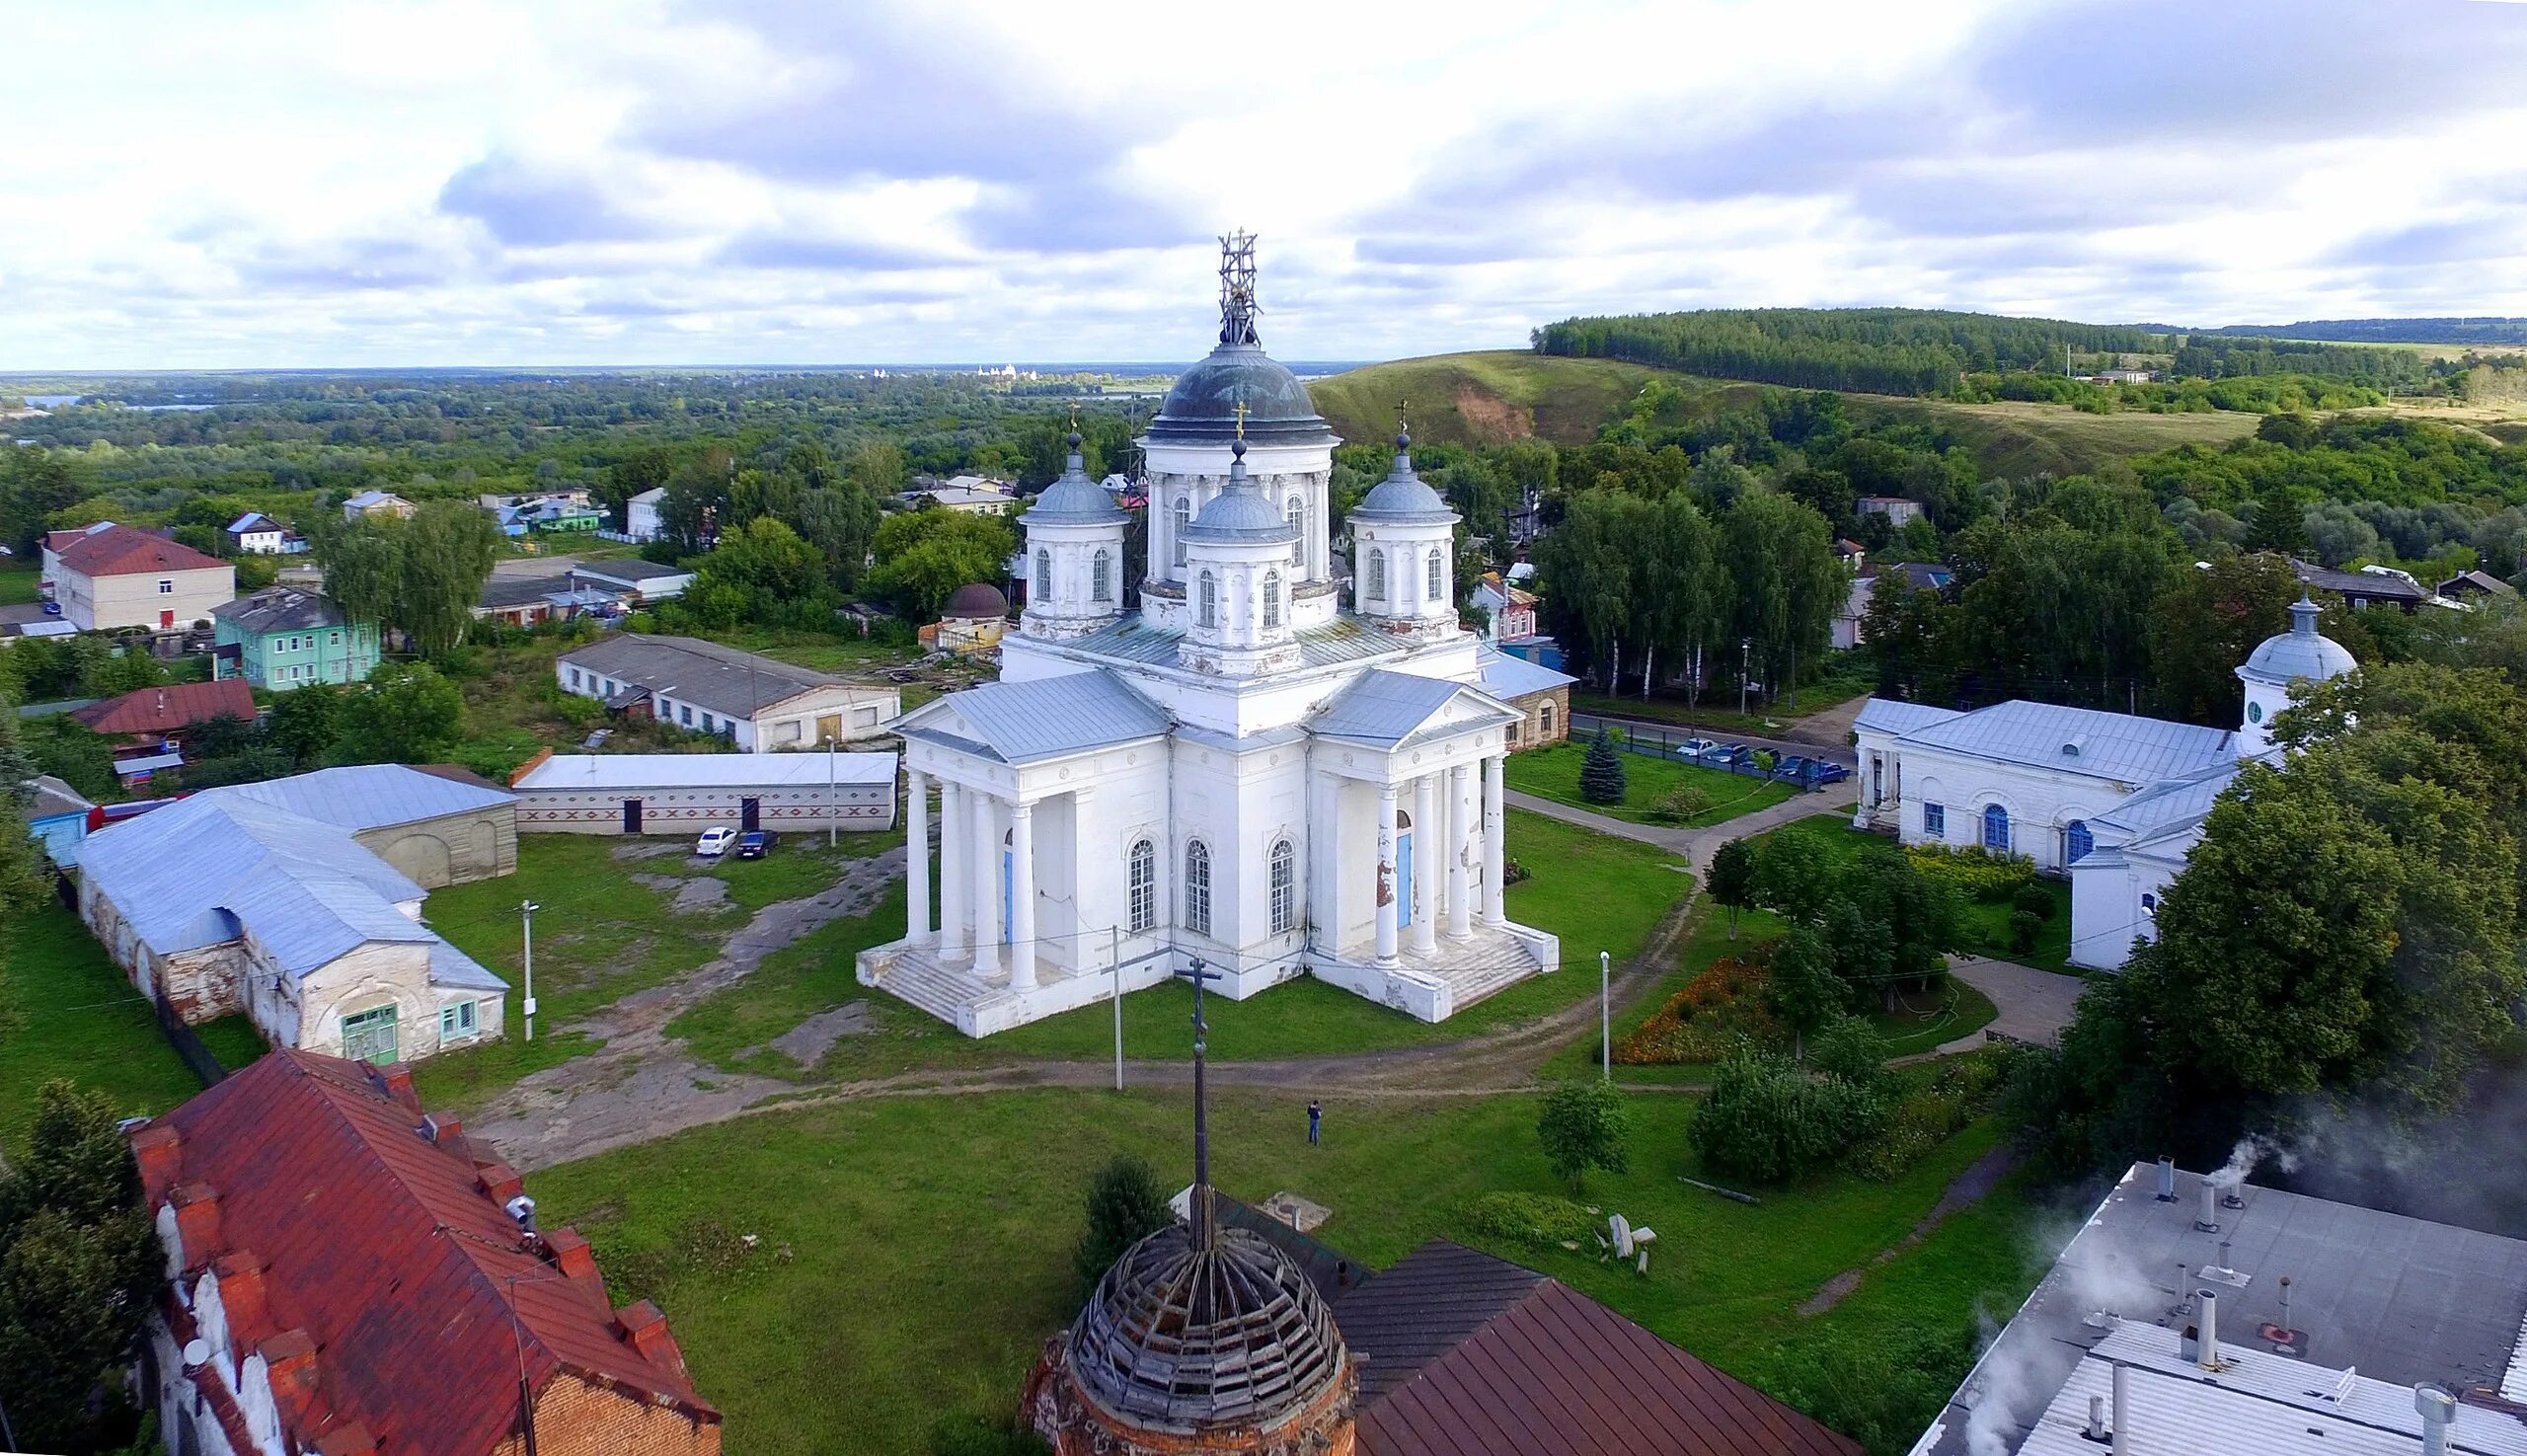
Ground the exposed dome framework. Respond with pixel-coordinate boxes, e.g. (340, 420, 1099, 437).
(1070, 1223, 1348, 1433)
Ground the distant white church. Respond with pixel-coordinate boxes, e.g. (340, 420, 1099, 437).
(858, 237, 1570, 1035)
(1852, 596, 2355, 970)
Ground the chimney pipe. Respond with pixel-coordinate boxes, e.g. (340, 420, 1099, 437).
(2196, 1178, 2219, 1232)
(2086, 1394, 2106, 1441)
(2155, 1157, 2175, 1201)
(2416, 1384, 2456, 1456)
(2110, 1361, 2130, 1456)
(2196, 1288, 2221, 1370)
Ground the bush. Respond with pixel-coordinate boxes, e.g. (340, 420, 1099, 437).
(1614, 956, 1783, 1065)
(2011, 883, 2056, 921)
(1457, 1191, 1598, 1250)
(1690, 1052, 1884, 1184)
(1579, 727, 1627, 804)
(1074, 1155, 1171, 1288)
(1536, 1080, 1633, 1192)
(1903, 843, 2034, 901)
(2007, 908, 2042, 954)
(1759, 1320, 1979, 1456)
(1646, 782, 1710, 824)
(1847, 1053, 2008, 1182)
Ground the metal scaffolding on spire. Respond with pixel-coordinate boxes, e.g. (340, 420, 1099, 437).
(1218, 230, 1261, 347)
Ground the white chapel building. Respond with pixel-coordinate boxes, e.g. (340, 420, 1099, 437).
(1851, 595, 2355, 971)
(857, 243, 1570, 1035)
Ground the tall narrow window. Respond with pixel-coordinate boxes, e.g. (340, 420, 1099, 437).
(1092, 548, 1112, 602)
(1173, 498, 1190, 567)
(1184, 841, 1211, 935)
(1268, 838, 1295, 933)
(1286, 498, 1304, 565)
(2065, 819, 2093, 864)
(1128, 838, 1156, 932)
(1262, 571, 1281, 630)
(1034, 549, 1051, 604)
(1198, 571, 1218, 629)
(1426, 547, 1443, 600)
(1366, 549, 1386, 602)
(1982, 803, 2011, 853)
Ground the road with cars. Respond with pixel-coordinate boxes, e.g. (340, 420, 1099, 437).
(1570, 710, 1862, 771)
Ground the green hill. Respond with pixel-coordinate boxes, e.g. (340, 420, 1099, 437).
(1310, 351, 2259, 477)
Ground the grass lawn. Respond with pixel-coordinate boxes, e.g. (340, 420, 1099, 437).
(1505, 736, 1799, 827)
(413, 832, 902, 1109)
(674, 808, 1697, 1081)
(1731, 813, 2078, 971)
(713, 625, 919, 676)
(526, 1085, 2036, 1456)
(0, 563, 39, 606)
(0, 905, 208, 1149)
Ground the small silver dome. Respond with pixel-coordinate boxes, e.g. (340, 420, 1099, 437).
(2239, 596, 2356, 685)
(1183, 442, 1299, 546)
(1349, 432, 1457, 526)
(1029, 434, 1129, 525)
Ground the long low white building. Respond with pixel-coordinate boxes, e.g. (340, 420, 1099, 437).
(509, 749, 899, 834)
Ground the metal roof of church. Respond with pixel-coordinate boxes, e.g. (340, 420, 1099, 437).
(1855, 698, 1965, 736)
(1878, 699, 2234, 787)
(1063, 613, 1407, 671)
(905, 669, 1171, 764)
(1310, 669, 1517, 747)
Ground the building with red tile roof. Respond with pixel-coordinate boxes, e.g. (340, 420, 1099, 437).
(131, 1048, 721, 1456)
(41, 520, 234, 630)
(71, 677, 260, 783)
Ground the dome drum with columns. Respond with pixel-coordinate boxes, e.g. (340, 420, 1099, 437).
(1850, 589, 2359, 973)
(857, 234, 1572, 1038)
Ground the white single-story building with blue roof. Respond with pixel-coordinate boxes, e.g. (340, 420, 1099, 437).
(1853, 596, 2356, 970)
(76, 765, 518, 1065)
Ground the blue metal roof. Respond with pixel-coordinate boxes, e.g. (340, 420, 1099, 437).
(1063, 613, 1406, 671)
(1888, 700, 2235, 787)
(1310, 669, 1516, 747)
(1349, 435, 1457, 526)
(904, 670, 1171, 765)
(1854, 698, 1965, 736)
(225, 764, 513, 832)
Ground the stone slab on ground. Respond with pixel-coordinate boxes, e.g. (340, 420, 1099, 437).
(767, 1001, 875, 1068)
(1259, 1190, 1333, 1233)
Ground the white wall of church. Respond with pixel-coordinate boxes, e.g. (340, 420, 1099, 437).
(1883, 753, 2124, 874)
(2069, 853, 2178, 969)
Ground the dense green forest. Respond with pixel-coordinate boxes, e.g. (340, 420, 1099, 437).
(1533, 306, 2500, 404)
(1531, 308, 2158, 396)
(2190, 316, 2527, 346)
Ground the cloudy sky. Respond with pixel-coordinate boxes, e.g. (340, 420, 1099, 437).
(6, 0, 2526, 369)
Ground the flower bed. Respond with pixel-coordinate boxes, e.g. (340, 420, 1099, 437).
(1902, 842, 2035, 901)
(1613, 955, 1784, 1065)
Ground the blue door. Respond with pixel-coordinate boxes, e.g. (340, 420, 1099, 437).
(1396, 831, 1415, 929)
(1001, 850, 1015, 945)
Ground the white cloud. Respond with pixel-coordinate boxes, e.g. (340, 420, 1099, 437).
(1, 0, 2523, 367)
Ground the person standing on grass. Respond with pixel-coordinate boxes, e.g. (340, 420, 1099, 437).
(1307, 1100, 1323, 1147)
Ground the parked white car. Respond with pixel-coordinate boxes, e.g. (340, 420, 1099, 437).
(1677, 737, 1722, 761)
(695, 826, 737, 857)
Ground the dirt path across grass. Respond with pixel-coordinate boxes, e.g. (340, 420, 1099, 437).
(1795, 1142, 2019, 1315)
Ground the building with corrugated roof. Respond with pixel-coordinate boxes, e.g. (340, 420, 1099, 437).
(860, 239, 1574, 1036)
(77, 765, 518, 1061)
(556, 633, 899, 750)
(130, 1049, 720, 1456)
(1852, 596, 2356, 970)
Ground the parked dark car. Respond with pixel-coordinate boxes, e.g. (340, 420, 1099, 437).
(1773, 755, 1813, 781)
(1807, 760, 1852, 785)
(736, 830, 777, 859)
(1709, 742, 1753, 766)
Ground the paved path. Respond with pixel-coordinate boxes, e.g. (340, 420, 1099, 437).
(1505, 787, 1856, 872)
(1935, 957, 2089, 1056)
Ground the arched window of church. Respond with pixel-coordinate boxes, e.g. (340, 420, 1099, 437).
(1426, 547, 1444, 601)
(1269, 838, 1295, 934)
(1198, 571, 1218, 629)
(1092, 549, 1111, 603)
(2065, 819, 2093, 864)
(1262, 571, 1281, 630)
(1034, 549, 1051, 605)
(1127, 838, 1156, 932)
(1173, 498, 1190, 567)
(1286, 498, 1304, 564)
(1184, 841, 1211, 935)
(1366, 548, 1386, 603)
(1982, 803, 2011, 853)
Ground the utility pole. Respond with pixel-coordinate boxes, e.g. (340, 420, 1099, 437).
(827, 733, 838, 848)
(1111, 924, 1124, 1092)
(519, 899, 541, 1041)
(1600, 950, 1612, 1082)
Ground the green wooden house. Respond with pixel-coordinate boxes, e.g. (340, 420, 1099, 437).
(211, 587, 381, 690)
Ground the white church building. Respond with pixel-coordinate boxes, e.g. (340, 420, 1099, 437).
(857, 239, 1570, 1035)
(1851, 595, 2355, 971)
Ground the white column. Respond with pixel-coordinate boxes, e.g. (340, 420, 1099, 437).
(939, 781, 968, 960)
(1307, 771, 1335, 953)
(1412, 775, 1439, 955)
(1483, 755, 1508, 925)
(972, 790, 1002, 976)
(1375, 782, 1399, 965)
(1446, 762, 1473, 941)
(905, 769, 933, 947)
(1009, 800, 1037, 991)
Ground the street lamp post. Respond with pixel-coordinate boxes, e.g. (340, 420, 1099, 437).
(1739, 638, 1752, 718)
(1600, 950, 1612, 1082)
(520, 899, 542, 1042)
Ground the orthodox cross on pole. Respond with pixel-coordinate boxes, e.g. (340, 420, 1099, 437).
(1176, 957, 1225, 1248)
(1233, 398, 1249, 444)
(1218, 230, 1261, 346)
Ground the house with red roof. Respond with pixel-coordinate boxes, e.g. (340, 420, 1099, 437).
(71, 677, 260, 782)
(131, 1049, 722, 1456)
(41, 520, 234, 630)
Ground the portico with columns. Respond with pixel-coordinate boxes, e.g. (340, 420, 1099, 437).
(855, 233, 1568, 1036)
